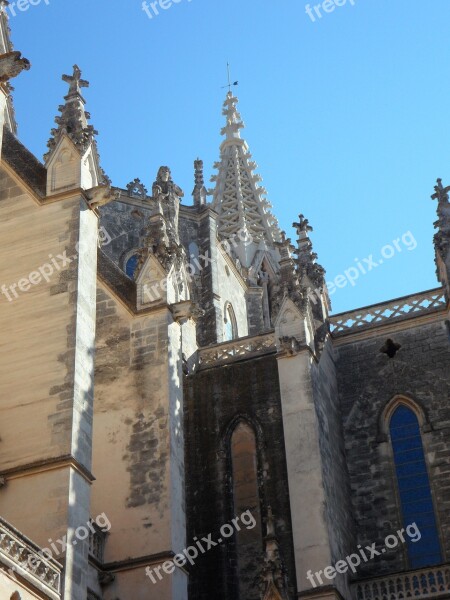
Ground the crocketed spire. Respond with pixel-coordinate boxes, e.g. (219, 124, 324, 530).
(292, 214, 326, 290)
(192, 158, 207, 207)
(431, 178, 450, 297)
(259, 507, 288, 600)
(210, 92, 281, 265)
(45, 65, 98, 161)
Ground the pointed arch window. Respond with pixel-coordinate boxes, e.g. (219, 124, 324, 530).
(125, 254, 139, 279)
(224, 303, 238, 341)
(389, 404, 442, 568)
(230, 421, 263, 598)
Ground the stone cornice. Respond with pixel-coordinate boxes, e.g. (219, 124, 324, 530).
(0, 454, 95, 484)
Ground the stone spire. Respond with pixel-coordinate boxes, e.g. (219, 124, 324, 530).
(45, 65, 98, 161)
(292, 214, 329, 345)
(210, 92, 281, 267)
(431, 178, 450, 298)
(293, 214, 326, 291)
(192, 158, 207, 207)
(0, 1, 30, 134)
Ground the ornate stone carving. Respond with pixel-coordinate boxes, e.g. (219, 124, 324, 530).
(151, 166, 183, 245)
(330, 288, 446, 336)
(293, 214, 326, 290)
(0, 50, 30, 84)
(85, 184, 119, 209)
(431, 178, 450, 204)
(126, 178, 148, 199)
(278, 336, 302, 356)
(192, 158, 207, 206)
(210, 92, 282, 250)
(46, 65, 98, 160)
(271, 232, 304, 321)
(259, 507, 288, 600)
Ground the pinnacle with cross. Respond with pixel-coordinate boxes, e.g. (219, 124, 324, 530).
(293, 214, 313, 235)
(431, 178, 450, 203)
(62, 65, 89, 98)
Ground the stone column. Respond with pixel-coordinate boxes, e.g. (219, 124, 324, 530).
(274, 300, 335, 598)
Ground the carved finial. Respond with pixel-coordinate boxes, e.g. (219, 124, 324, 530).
(221, 92, 244, 141)
(292, 214, 313, 235)
(126, 178, 148, 199)
(259, 506, 288, 600)
(431, 178, 450, 204)
(45, 64, 99, 162)
(193, 158, 207, 207)
(194, 159, 204, 185)
(293, 214, 325, 289)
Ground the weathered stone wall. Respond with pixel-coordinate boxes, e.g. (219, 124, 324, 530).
(99, 195, 150, 269)
(0, 168, 98, 600)
(184, 354, 297, 600)
(335, 317, 450, 577)
(310, 339, 355, 598)
(91, 282, 188, 600)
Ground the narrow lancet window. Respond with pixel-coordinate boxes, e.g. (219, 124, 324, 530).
(389, 405, 442, 567)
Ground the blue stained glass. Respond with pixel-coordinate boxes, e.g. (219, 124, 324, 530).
(398, 487, 433, 503)
(126, 254, 139, 279)
(390, 405, 442, 568)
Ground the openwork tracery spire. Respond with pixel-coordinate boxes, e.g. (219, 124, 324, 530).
(210, 92, 281, 260)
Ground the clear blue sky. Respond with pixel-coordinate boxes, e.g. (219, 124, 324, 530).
(9, 0, 450, 313)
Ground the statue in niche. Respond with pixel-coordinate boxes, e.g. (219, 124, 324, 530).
(152, 166, 184, 244)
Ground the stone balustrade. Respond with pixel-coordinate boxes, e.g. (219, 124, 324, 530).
(353, 564, 450, 600)
(0, 516, 61, 599)
(330, 288, 447, 337)
(198, 331, 276, 369)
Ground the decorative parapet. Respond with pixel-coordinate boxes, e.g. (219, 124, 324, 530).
(198, 332, 276, 369)
(0, 517, 61, 599)
(330, 288, 447, 337)
(353, 564, 450, 600)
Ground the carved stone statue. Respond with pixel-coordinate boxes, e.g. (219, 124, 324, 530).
(151, 166, 183, 244)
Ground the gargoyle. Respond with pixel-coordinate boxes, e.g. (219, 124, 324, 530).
(85, 184, 119, 209)
(0, 51, 30, 83)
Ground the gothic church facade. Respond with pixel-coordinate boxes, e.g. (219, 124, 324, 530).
(0, 7, 449, 600)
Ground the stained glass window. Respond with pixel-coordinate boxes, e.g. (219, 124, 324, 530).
(125, 254, 139, 279)
(390, 405, 442, 568)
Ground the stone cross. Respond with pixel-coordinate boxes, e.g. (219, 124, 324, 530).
(62, 65, 89, 97)
(292, 214, 313, 236)
(431, 178, 450, 203)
